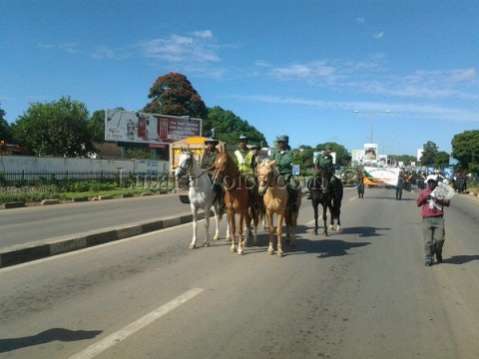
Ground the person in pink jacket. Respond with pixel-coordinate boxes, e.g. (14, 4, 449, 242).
(417, 175, 451, 266)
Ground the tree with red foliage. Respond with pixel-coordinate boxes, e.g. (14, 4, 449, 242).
(144, 72, 207, 119)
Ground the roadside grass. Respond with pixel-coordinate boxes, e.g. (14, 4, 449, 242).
(0, 185, 172, 204)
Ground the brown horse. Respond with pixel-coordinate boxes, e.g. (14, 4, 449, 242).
(256, 160, 289, 256)
(213, 147, 250, 255)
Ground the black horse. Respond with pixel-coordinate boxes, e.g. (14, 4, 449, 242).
(307, 173, 344, 236)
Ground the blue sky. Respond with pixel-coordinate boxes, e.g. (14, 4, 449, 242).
(1, 0, 479, 155)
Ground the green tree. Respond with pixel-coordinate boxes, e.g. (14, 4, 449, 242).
(12, 97, 93, 157)
(292, 145, 315, 175)
(452, 130, 479, 173)
(435, 151, 450, 168)
(204, 106, 267, 146)
(88, 110, 106, 143)
(0, 104, 11, 142)
(144, 72, 207, 118)
(421, 141, 439, 166)
(315, 142, 351, 166)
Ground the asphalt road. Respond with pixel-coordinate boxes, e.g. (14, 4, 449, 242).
(0, 194, 191, 249)
(1, 188, 479, 359)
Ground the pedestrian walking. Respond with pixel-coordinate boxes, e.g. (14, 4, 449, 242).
(416, 175, 451, 266)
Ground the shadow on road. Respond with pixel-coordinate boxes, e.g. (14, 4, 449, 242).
(338, 226, 390, 237)
(287, 238, 370, 258)
(367, 196, 416, 201)
(0, 328, 102, 353)
(444, 255, 479, 265)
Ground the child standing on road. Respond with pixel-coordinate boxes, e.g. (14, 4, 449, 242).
(416, 175, 451, 266)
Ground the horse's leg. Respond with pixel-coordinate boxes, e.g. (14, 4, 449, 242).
(329, 202, 335, 232)
(322, 203, 328, 236)
(267, 211, 275, 255)
(228, 210, 236, 253)
(238, 212, 246, 255)
(313, 201, 319, 235)
(203, 206, 211, 247)
(212, 205, 220, 241)
(277, 214, 285, 257)
(336, 204, 342, 232)
(189, 206, 198, 249)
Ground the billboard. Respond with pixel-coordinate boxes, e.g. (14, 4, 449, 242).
(105, 109, 202, 144)
(363, 143, 378, 161)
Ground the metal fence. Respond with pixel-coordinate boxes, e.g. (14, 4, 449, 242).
(0, 170, 175, 191)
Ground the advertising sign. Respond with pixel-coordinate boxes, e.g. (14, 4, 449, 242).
(105, 109, 202, 144)
(363, 143, 378, 161)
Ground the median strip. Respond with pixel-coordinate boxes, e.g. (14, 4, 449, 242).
(0, 211, 206, 268)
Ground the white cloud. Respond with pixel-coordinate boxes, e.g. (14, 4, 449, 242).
(355, 17, 365, 24)
(272, 62, 336, 80)
(139, 32, 220, 63)
(37, 42, 79, 54)
(192, 30, 213, 39)
(255, 60, 272, 68)
(232, 94, 479, 123)
(373, 32, 384, 39)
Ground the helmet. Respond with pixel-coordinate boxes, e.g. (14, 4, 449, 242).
(205, 137, 218, 144)
(276, 135, 288, 143)
(426, 175, 438, 183)
(239, 134, 248, 141)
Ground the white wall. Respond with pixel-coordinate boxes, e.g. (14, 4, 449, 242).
(0, 156, 169, 174)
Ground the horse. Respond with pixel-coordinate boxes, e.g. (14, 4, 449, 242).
(256, 160, 287, 256)
(212, 147, 253, 255)
(308, 172, 343, 236)
(175, 150, 226, 249)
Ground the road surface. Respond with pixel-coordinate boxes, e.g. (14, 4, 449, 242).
(0, 194, 191, 249)
(1, 188, 479, 358)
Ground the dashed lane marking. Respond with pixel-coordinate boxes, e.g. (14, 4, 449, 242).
(68, 288, 204, 359)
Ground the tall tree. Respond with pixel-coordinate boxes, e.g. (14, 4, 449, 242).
(12, 97, 93, 157)
(421, 141, 439, 166)
(144, 72, 207, 118)
(204, 106, 267, 146)
(452, 130, 479, 173)
(88, 110, 106, 143)
(0, 103, 11, 142)
(315, 142, 351, 166)
(435, 151, 450, 168)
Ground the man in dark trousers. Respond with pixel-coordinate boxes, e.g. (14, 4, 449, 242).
(396, 172, 404, 200)
(417, 175, 450, 266)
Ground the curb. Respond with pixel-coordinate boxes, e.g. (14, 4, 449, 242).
(2, 201, 26, 209)
(0, 211, 205, 269)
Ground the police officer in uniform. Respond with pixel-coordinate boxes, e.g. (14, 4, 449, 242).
(272, 135, 299, 210)
(200, 137, 219, 171)
(318, 146, 335, 192)
(234, 135, 256, 176)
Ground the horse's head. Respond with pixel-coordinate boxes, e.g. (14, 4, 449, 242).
(175, 150, 193, 179)
(257, 159, 276, 195)
(212, 147, 239, 186)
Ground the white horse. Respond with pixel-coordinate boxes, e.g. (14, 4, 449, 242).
(175, 151, 227, 249)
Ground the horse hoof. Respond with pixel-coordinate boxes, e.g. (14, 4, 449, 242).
(189, 244, 197, 249)
(268, 249, 274, 255)
(203, 241, 210, 247)
(213, 234, 220, 241)
(277, 251, 284, 257)
(230, 246, 236, 253)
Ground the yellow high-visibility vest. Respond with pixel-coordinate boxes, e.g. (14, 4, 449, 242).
(234, 149, 254, 175)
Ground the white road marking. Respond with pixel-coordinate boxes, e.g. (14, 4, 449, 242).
(68, 288, 204, 359)
(0, 220, 199, 274)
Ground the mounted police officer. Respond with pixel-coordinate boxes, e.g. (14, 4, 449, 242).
(200, 136, 219, 171)
(234, 135, 256, 177)
(318, 146, 335, 192)
(272, 135, 299, 210)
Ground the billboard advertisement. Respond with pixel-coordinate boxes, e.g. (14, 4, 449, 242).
(105, 109, 202, 144)
(363, 143, 378, 161)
